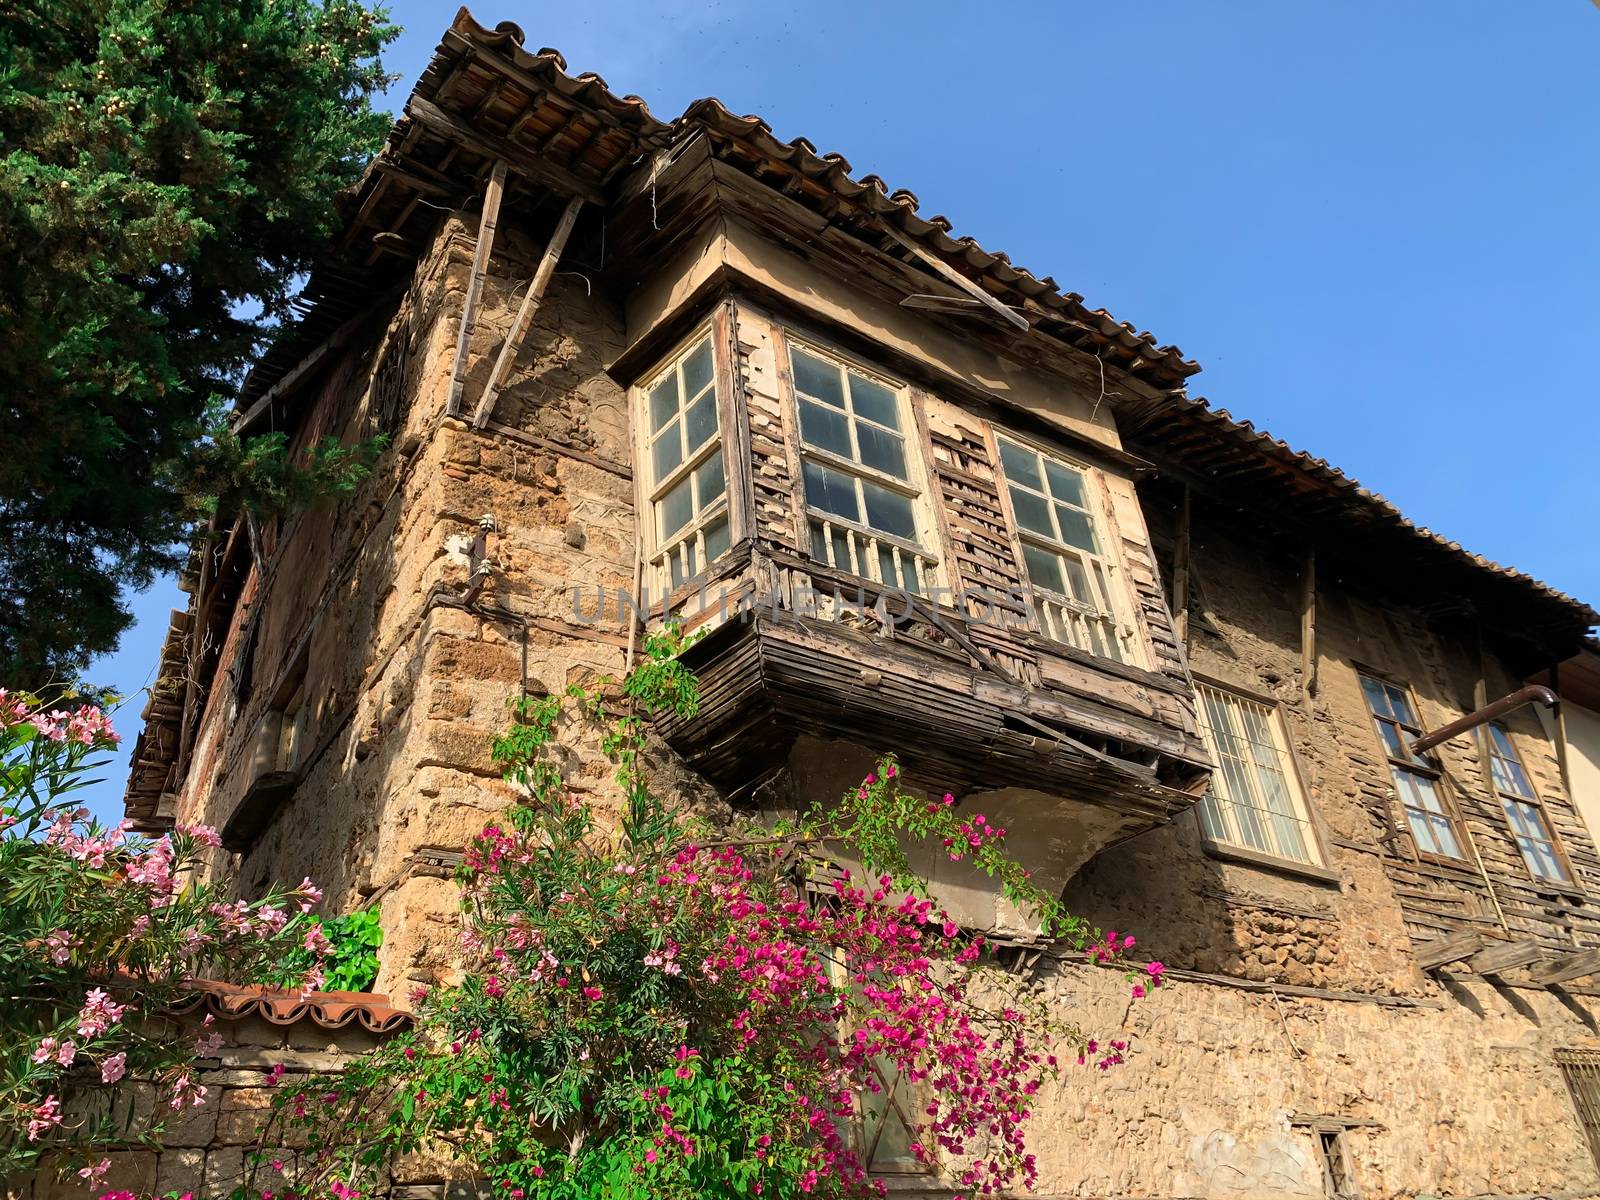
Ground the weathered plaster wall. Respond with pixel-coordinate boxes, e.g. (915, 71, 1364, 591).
(1021, 963, 1600, 1200)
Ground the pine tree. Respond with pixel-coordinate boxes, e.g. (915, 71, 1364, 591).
(0, 0, 396, 686)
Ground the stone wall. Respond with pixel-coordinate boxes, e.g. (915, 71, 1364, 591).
(10, 996, 405, 1200)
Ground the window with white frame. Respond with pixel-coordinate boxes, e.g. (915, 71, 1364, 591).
(995, 435, 1132, 662)
(641, 334, 730, 592)
(1359, 674, 1465, 860)
(1487, 722, 1570, 884)
(788, 340, 935, 594)
(1195, 682, 1322, 866)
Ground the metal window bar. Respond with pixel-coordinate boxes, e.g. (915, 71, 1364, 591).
(1558, 1050, 1600, 1172)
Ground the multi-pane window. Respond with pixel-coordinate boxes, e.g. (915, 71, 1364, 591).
(995, 436, 1130, 662)
(1488, 722, 1569, 883)
(789, 340, 934, 594)
(642, 335, 730, 591)
(1359, 675, 1464, 859)
(1195, 683, 1321, 866)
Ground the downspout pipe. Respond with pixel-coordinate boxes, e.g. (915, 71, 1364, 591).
(1410, 685, 1559, 756)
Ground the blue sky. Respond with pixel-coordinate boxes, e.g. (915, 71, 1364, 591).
(77, 0, 1600, 820)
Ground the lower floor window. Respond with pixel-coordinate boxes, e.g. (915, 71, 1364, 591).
(1195, 683, 1321, 867)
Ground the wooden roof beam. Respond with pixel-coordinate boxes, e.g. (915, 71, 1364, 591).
(406, 96, 606, 206)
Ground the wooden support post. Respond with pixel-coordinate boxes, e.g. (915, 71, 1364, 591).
(1465, 939, 1546, 977)
(1172, 484, 1191, 651)
(1299, 548, 1317, 703)
(447, 160, 508, 416)
(470, 194, 584, 429)
(1550, 662, 1575, 801)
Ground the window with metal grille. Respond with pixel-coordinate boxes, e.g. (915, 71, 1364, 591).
(1359, 674, 1466, 860)
(787, 339, 937, 595)
(995, 435, 1133, 663)
(1487, 722, 1570, 884)
(640, 333, 730, 592)
(1558, 1048, 1600, 1171)
(1194, 682, 1322, 867)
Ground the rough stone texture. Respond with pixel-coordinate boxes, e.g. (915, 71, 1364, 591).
(134, 207, 1600, 1200)
(13, 1009, 391, 1200)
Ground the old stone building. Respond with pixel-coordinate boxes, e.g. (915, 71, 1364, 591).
(119, 10, 1600, 1198)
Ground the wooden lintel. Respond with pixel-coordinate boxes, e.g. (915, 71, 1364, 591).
(446, 160, 508, 416)
(877, 221, 1030, 332)
(1530, 946, 1600, 985)
(405, 96, 606, 207)
(1415, 931, 1484, 972)
(1466, 939, 1546, 977)
(470, 194, 584, 428)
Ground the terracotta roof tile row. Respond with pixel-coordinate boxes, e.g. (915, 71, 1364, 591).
(173, 980, 412, 1034)
(1119, 391, 1598, 634)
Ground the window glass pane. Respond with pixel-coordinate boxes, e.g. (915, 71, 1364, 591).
(809, 519, 829, 562)
(681, 340, 714, 399)
(1360, 676, 1392, 719)
(649, 375, 680, 433)
(1489, 723, 1517, 760)
(1022, 545, 1064, 594)
(850, 375, 900, 430)
(1520, 838, 1556, 881)
(1061, 555, 1092, 606)
(1408, 771, 1448, 815)
(877, 543, 900, 588)
(1044, 460, 1088, 507)
(803, 460, 861, 523)
(695, 453, 725, 509)
(1056, 506, 1098, 553)
(1009, 486, 1053, 536)
(652, 427, 683, 481)
(703, 516, 731, 562)
(1198, 793, 1231, 843)
(1386, 685, 1417, 726)
(861, 479, 917, 540)
(799, 399, 852, 457)
(998, 439, 1043, 491)
(660, 475, 694, 538)
(684, 392, 718, 452)
(1377, 722, 1407, 761)
(857, 424, 908, 479)
(792, 348, 845, 407)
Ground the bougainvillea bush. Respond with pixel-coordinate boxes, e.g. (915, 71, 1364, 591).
(261, 630, 1161, 1200)
(0, 689, 324, 1185)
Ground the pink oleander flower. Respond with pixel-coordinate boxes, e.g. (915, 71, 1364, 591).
(77, 1159, 110, 1184)
(100, 1052, 127, 1084)
(26, 1095, 61, 1141)
(177, 822, 222, 847)
(44, 928, 78, 965)
(76, 988, 126, 1037)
